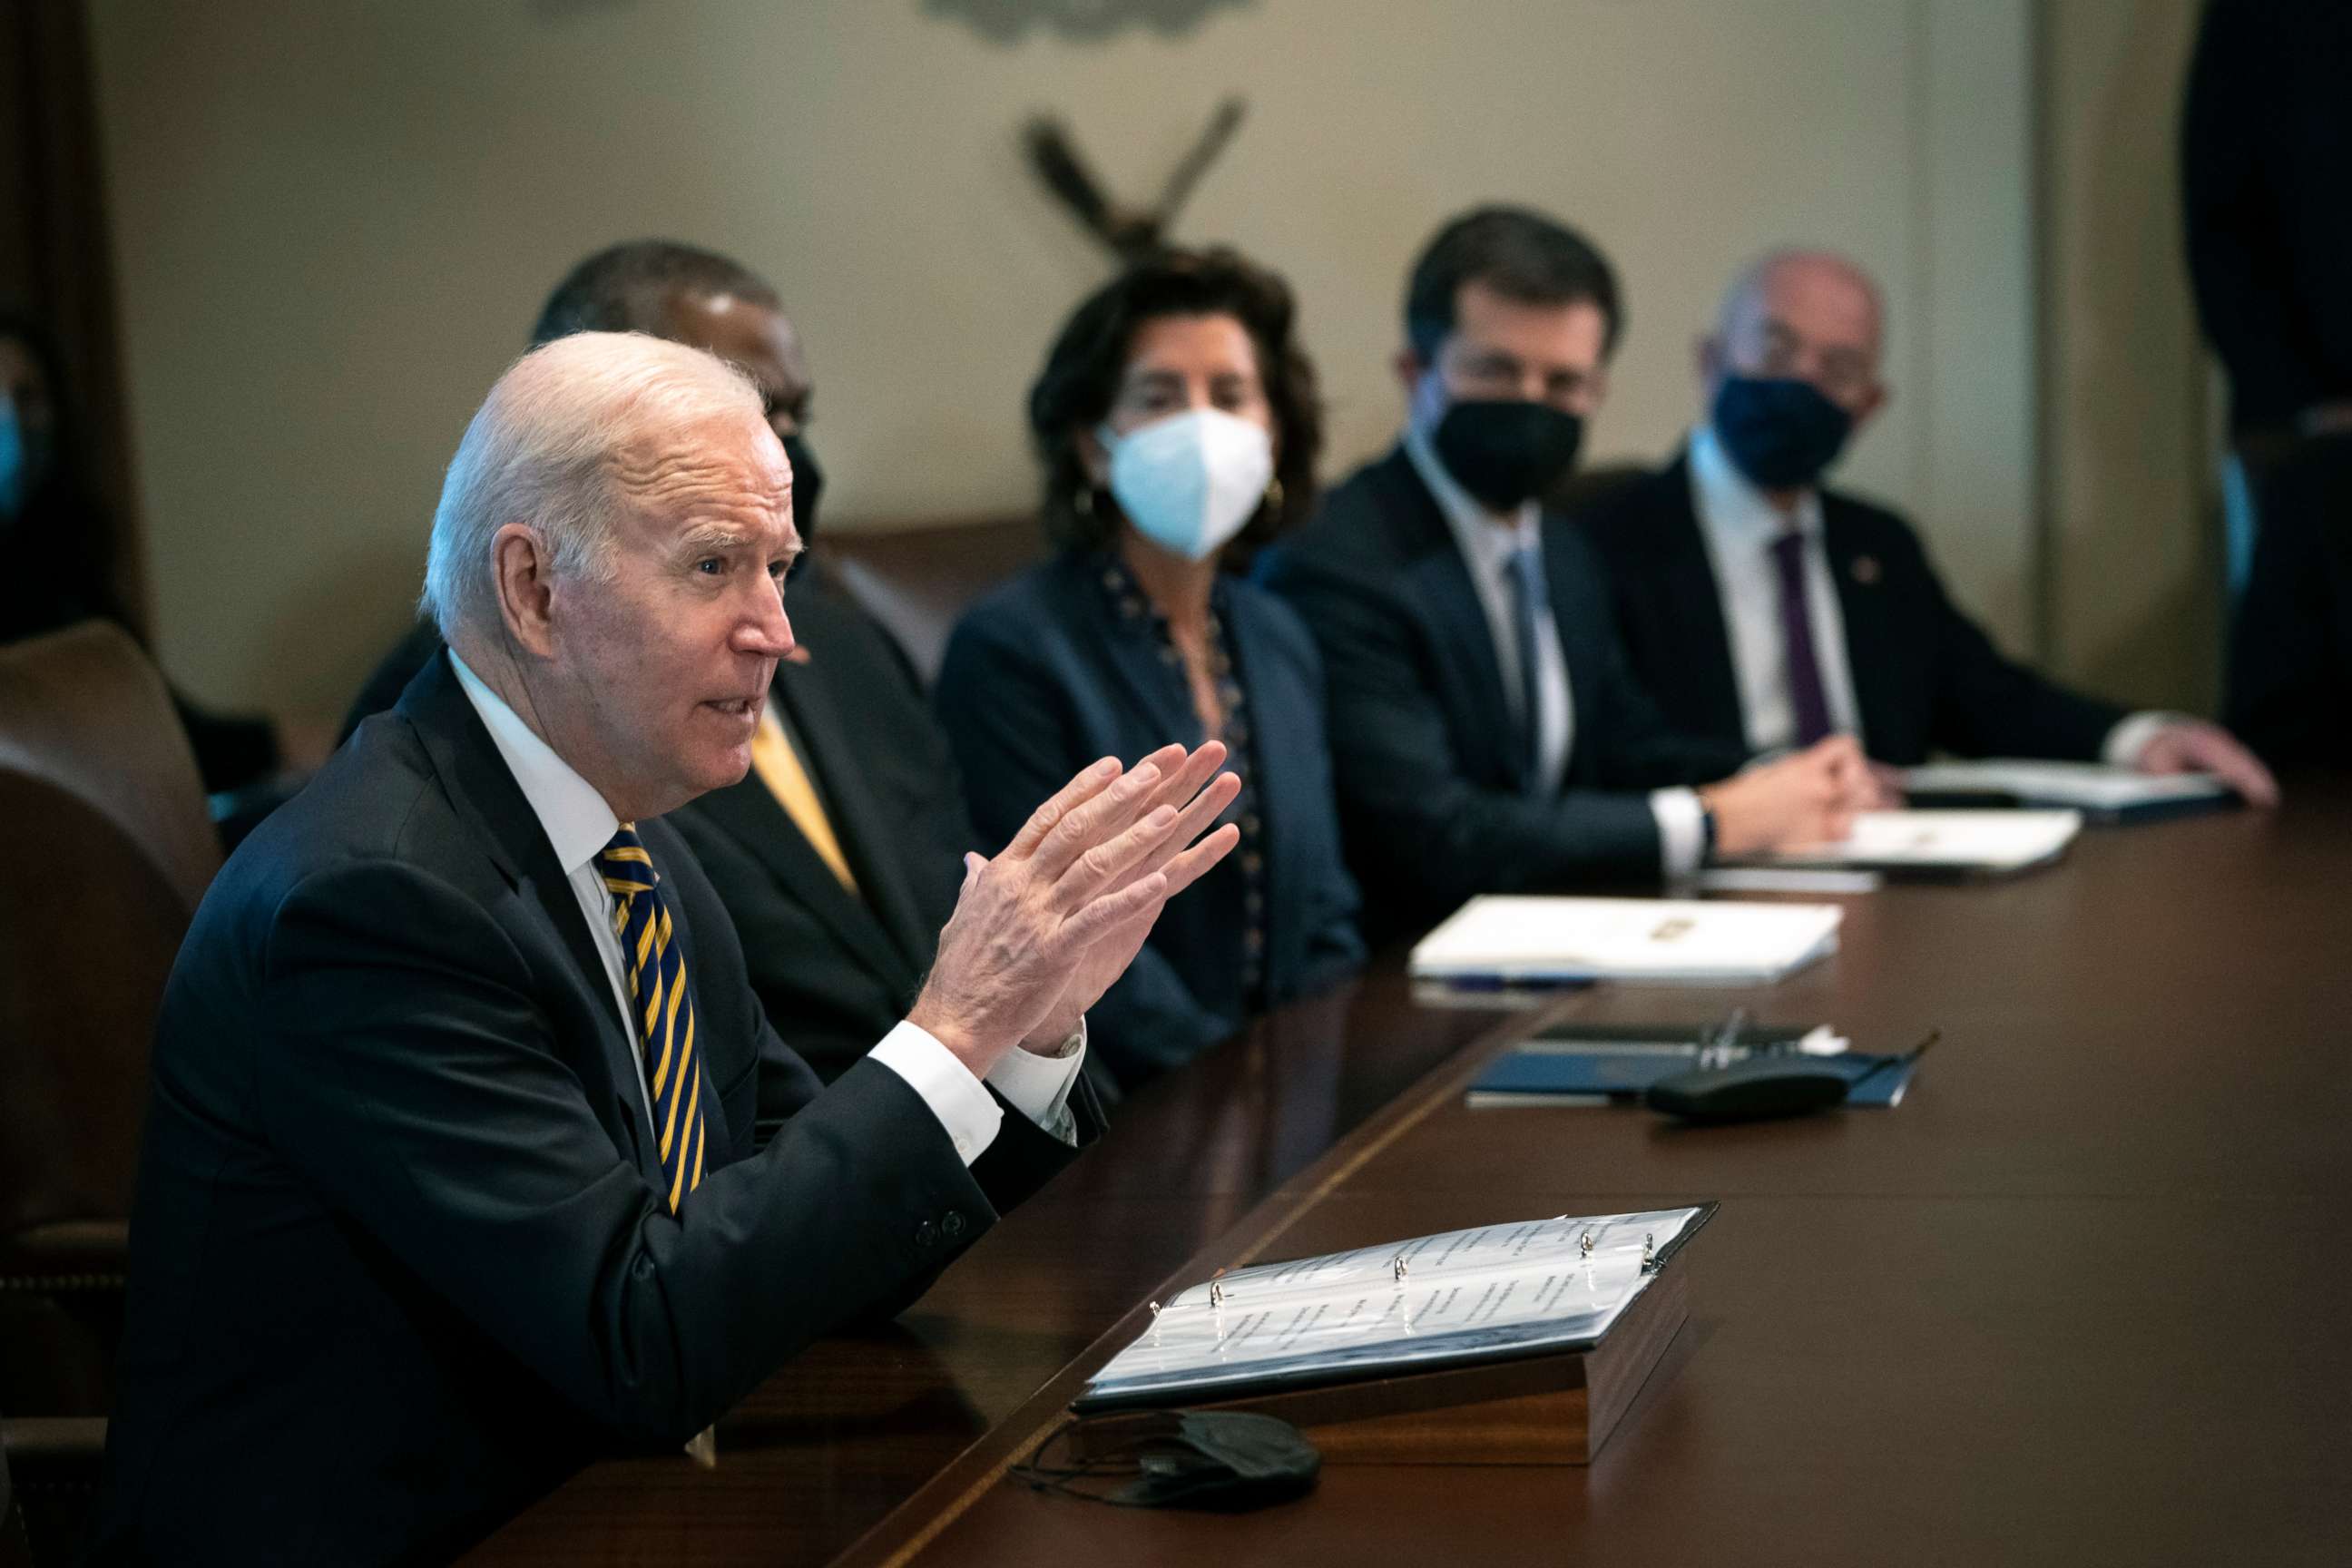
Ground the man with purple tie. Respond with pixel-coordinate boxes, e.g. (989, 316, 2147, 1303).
(1580, 248, 2278, 803)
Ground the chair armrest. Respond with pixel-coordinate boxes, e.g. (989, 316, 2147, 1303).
(0, 1223, 130, 1293)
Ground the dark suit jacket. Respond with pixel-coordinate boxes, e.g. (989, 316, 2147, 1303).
(1579, 456, 2125, 768)
(93, 652, 1089, 1567)
(2183, 0, 2352, 434)
(936, 552, 1364, 1090)
(1260, 446, 1748, 937)
(2226, 436, 2352, 769)
(340, 561, 975, 1091)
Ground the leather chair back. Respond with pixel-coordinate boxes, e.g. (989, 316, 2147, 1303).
(824, 514, 1044, 682)
(0, 1422, 21, 1568)
(0, 622, 220, 1415)
(0, 1416, 107, 1568)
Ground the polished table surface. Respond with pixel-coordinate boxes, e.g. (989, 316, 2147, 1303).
(469, 788, 2352, 1565)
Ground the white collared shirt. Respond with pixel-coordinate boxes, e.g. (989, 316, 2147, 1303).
(1687, 423, 1866, 755)
(1404, 428, 1709, 875)
(447, 651, 1082, 1165)
(1685, 425, 2166, 768)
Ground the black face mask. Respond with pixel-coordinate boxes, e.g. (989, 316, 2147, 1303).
(1430, 398, 1585, 512)
(780, 431, 826, 560)
(1710, 376, 1856, 491)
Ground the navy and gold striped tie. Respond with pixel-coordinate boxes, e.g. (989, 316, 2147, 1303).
(596, 825, 706, 1211)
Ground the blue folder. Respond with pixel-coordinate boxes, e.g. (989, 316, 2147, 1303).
(1468, 1025, 1917, 1109)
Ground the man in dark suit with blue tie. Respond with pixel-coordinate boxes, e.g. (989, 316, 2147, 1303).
(1264, 207, 1873, 935)
(342, 242, 977, 1098)
(1577, 248, 2278, 803)
(92, 333, 1239, 1564)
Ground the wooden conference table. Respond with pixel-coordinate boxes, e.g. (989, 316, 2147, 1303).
(471, 787, 2352, 1565)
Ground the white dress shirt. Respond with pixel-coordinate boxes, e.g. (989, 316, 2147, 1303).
(1686, 425, 2169, 767)
(1688, 424, 1866, 754)
(448, 651, 1083, 1165)
(1405, 429, 1710, 874)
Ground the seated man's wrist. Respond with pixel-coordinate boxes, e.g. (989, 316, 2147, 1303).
(1019, 1014, 1086, 1057)
(904, 994, 1000, 1078)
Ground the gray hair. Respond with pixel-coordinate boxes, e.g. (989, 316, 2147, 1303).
(420, 331, 765, 641)
(1714, 247, 1885, 354)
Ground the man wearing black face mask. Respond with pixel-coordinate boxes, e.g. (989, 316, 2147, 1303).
(343, 240, 980, 1094)
(1264, 209, 1874, 936)
(1581, 248, 2278, 805)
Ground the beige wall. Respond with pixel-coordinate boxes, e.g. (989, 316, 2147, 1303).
(89, 0, 2038, 725)
(2037, 0, 2220, 712)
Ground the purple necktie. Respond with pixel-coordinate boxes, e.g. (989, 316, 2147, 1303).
(1769, 530, 1834, 747)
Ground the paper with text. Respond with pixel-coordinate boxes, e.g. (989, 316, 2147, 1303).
(1083, 1208, 1708, 1406)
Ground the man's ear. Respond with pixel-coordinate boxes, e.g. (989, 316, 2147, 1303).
(1696, 333, 1726, 397)
(490, 522, 560, 661)
(1850, 380, 1890, 436)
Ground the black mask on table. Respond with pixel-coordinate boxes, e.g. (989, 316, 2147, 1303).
(1022, 1410, 1319, 1512)
(1710, 375, 1856, 491)
(1430, 399, 1585, 512)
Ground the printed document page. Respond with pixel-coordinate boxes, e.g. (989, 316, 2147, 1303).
(1083, 1208, 1708, 1406)
(1743, 809, 2082, 872)
(1409, 897, 1842, 985)
(1902, 760, 2229, 809)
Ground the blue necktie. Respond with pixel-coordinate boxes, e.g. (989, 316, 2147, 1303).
(595, 825, 708, 1211)
(1504, 546, 1548, 794)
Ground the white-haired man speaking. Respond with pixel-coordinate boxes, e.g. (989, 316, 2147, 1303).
(92, 334, 1239, 1566)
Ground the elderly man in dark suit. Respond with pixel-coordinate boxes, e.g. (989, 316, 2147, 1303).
(1578, 247, 2277, 803)
(93, 333, 1237, 1564)
(345, 242, 979, 1097)
(1263, 207, 1873, 936)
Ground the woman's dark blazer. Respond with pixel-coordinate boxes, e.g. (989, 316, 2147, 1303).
(936, 549, 1364, 1090)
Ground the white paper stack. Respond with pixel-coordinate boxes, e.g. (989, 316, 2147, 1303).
(1901, 759, 2231, 818)
(1738, 808, 2082, 875)
(1408, 895, 1843, 987)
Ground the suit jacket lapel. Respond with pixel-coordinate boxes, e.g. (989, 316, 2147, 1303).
(1222, 591, 1300, 947)
(772, 660, 936, 976)
(397, 652, 665, 1189)
(1375, 450, 1519, 787)
(680, 757, 916, 993)
(1062, 554, 1206, 751)
(1821, 502, 1896, 753)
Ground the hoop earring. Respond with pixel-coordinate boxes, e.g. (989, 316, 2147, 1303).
(1264, 477, 1285, 514)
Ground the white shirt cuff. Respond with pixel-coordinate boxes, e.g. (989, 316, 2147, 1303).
(2102, 711, 2181, 769)
(1650, 787, 1709, 877)
(868, 1019, 1003, 1167)
(984, 1019, 1086, 1145)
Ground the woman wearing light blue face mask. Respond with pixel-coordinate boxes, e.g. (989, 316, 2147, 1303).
(937, 250, 1365, 1094)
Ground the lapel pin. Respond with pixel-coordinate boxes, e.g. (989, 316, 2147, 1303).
(1851, 554, 1881, 585)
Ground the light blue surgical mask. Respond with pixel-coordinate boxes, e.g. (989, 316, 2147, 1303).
(1095, 408, 1274, 563)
